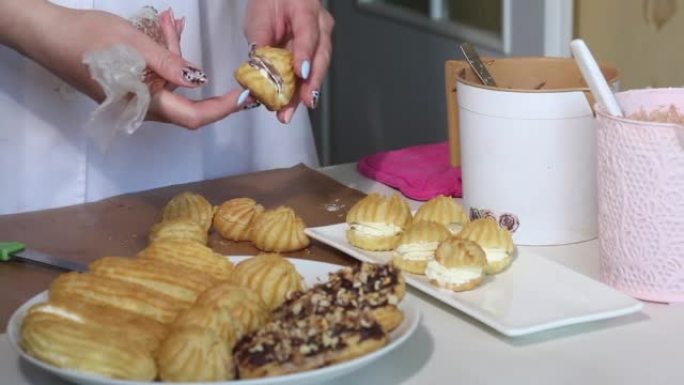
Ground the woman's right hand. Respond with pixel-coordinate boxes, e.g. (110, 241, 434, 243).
(0, 0, 249, 130)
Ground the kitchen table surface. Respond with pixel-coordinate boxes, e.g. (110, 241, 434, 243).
(2, 163, 682, 385)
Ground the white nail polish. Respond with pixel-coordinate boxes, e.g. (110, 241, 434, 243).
(301, 60, 311, 80)
(237, 89, 250, 106)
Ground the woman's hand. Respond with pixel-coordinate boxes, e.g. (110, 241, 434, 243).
(0, 0, 247, 130)
(244, 0, 334, 123)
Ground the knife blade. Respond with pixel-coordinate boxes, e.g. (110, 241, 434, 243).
(460, 42, 498, 87)
(0, 241, 87, 272)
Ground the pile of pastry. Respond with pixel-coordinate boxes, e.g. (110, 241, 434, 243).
(151, 191, 310, 252)
(19, 192, 405, 382)
(211, 194, 310, 252)
(346, 193, 515, 292)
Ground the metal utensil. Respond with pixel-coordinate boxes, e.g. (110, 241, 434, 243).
(0, 241, 87, 272)
(460, 42, 497, 87)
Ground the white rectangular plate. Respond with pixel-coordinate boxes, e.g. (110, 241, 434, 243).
(306, 223, 643, 337)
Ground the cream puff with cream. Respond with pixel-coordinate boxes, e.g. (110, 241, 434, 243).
(414, 195, 469, 234)
(234, 46, 296, 111)
(392, 221, 451, 274)
(426, 238, 487, 292)
(346, 193, 412, 251)
(457, 217, 515, 274)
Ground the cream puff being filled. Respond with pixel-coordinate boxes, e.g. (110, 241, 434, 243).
(392, 221, 451, 274)
(234, 46, 296, 111)
(346, 193, 413, 251)
(413, 195, 469, 234)
(426, 238, 487, 292)
(457, 217, 515, 274)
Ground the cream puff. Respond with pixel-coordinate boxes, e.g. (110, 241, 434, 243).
(457, 217, 515, 274)
(234, 46, 296, 111)
(346, 193, 413, 251)
(391, 221, 451, 274)
(213, 198, 264, 242)
(426, 238, 487, 292)
(233, 253, 306, 310)
(249, 206, 310, 252)
(414, 195, 469, 234)
(161, 191, 215, 232)
(157, 327, 235, 382)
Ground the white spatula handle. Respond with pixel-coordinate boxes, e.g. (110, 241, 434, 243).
(570, 39, 624, 117)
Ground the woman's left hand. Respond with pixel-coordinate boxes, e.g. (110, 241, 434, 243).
(243, 0, 334, 123)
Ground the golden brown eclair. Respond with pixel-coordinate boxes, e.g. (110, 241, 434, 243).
(138, 240, 234, 282)
(89, 256, 218, 305)
(25, 300, 169, 353)
(21, 315, 157, 381)
(49, 272, 188, 324)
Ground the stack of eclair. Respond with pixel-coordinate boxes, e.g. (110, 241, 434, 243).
(20, 191, 405, 382)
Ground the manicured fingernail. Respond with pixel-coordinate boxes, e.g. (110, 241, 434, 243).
(243, 101, 261, 110)
(177, 17, 185, 35)
(284, 109, 295, 124)
(311, 89, 320, 109)
(237, 89, 250, 106)
(301, 60, 311, 80)
(182, 66, 207, 85)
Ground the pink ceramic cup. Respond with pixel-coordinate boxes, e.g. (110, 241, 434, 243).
(596, 88, 684, 302)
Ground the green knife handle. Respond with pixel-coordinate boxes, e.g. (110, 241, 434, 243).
(0, 241, 26, 261)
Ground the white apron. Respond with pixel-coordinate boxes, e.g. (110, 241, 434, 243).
(0, 0, 319, 215)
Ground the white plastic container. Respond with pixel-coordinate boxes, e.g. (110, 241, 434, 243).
(445, 57, 619, 245)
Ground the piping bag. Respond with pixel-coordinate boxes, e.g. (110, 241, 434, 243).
(82, 6, 167, 150)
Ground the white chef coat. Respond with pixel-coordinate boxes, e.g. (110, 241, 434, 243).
(0, 0, 319, 215)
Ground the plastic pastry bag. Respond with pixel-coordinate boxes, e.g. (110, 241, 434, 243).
(82, 7, 165, 150)
(82, 45, 149, 150)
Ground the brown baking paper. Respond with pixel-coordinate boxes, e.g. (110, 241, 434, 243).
(0, 164, 366, 331)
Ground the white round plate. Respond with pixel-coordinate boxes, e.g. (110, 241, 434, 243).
(7, 257, 420, 385)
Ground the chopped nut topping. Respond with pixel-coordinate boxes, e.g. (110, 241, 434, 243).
(236, 263, 403, 371)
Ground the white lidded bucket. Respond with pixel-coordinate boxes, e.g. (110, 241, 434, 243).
(445, 57, 619, 245)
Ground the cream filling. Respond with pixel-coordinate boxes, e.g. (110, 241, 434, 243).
(33, 305, 83, 323)
(447, 223, 464, 234)
(350, 222, 402, 237)
(484, 248, 509, 263)
(396, 242, 439, 261)
(248, 56, 283, 94)
(425, 260, 482, 286)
